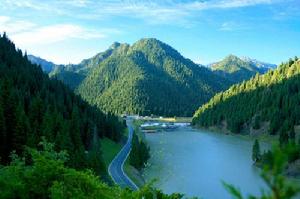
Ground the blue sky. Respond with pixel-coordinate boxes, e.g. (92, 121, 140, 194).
(0, 0, 299, 65)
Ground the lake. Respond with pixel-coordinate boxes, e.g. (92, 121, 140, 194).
(143, 126, 269, 199)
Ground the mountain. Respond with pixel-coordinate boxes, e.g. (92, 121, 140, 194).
(193, 57, 300, 139)
(27, 55, 56, 73)
(0, 33, 124, 178)
(49, 68, 86, 90)
(78, 42, 121, 75)
(76, 38, 231, 116)
(240, 56, 277, 72)
(210, 55, 276, 83)
(46, 42, 123, 89)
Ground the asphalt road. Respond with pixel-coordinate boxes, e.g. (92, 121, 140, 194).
(108, 120, 139, 190)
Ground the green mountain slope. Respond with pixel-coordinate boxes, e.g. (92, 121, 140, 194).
(48, 42, 122, 89)
(28, 55, 55, 73)
(50, 69, 85, 90)
(77, 38, 231, 116)
(211, 55, 274, 83)
(193, 57, 300, 138)
(0, 33, 124, 178)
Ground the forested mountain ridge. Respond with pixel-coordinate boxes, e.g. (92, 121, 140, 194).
(77, 38, 231, 116)
(28, 42, 122, 89)
(27, 55, 56, 73)
(51, 42, 121, 76)
(0, 33, 125, 178)
(193, 57, 300, 140)
(210, 55, 276, 83)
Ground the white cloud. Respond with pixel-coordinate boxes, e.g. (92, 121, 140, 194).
(0, 15, 123, 63)
(218, 21, 250, 31)
(0, 0, 283, 26)
(0, 16, 119, 46)
(2, 0, 49, 11)
(0, 16, 36, 34)
(208, 0, 274, 9)
(11, 24, 107, 46)
(64, 0, 91, 7)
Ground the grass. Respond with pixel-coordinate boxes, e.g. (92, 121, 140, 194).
(141, 125, 161, 130)
(100, 138, 122, 168)
(124, 159, 146, 188)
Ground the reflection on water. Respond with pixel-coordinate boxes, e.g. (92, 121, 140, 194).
(143, 126, 269, 199)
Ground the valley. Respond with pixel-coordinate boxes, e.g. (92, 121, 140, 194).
(1, 1, 300, 198)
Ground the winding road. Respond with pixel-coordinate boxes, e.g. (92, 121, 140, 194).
(108, 119, 139, 190)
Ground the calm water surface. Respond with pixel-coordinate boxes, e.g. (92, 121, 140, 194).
(143, 126, 269, 199)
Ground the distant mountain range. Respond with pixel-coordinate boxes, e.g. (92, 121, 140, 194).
(28, 39, 276, 116)
(240, 56, 277, 71)
(208, 54, 276, 83)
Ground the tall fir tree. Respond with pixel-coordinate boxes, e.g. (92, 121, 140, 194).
(252, 139, 261, 163)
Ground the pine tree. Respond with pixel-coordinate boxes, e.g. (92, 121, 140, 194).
(129, 134, 140, 168)
(87, 126, 106, 177)
(289, 127, 296, 144)
(28, 96, 44, 145)
(1, 80, 17, 162)
(252, 139, 261, 163)
(279, 130, 289, 147)
(13, 104, 29, 154)
(69, 108, 85, 169)
(0, 95, 6, 162)
(42, 109, 55, 141)
(253, 115, 260, 129)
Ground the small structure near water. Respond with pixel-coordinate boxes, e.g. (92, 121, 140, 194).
(140, 122, 190, 133)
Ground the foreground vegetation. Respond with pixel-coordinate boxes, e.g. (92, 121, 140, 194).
(0, 140, 184, 199)
(1, 140, 298, 199)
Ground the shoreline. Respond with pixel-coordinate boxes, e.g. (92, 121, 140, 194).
(193, 124, 300, 181)
(193, 124, 278, 145)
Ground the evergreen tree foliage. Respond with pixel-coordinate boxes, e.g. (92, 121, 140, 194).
(193, 57, 300, 138)
(0, 34, 125, 178)
(253, 115, 261, 130)
(252, 139, 261, 163)
(129, 134, 150, 170)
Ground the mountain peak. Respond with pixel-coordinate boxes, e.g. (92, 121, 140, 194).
(211, 54, 252, 73)
(137, 38, 162, 44)
(210, 54, 276, 83)
(224, 54, 242, 61)
(133, 38, 170, 49)
(109, 42, 121, 49)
